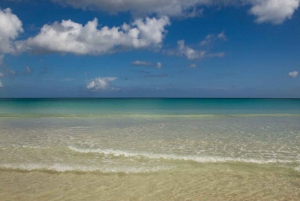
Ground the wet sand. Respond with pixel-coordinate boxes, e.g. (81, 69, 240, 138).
(1, 163, 300, 201)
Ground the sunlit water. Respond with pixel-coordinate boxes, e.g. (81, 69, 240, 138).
(0, 99, 300, 200)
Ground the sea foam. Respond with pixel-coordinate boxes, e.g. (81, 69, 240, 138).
(0, 163, 171, 173)
(68, 146, 296, 164)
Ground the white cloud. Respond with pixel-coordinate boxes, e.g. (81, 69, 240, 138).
(168, 40, 225, 60)
(200, 34, 214, 46)
(289, 71, 298, 78)
(17, 16, 170, 55)
(189, 64, 197, 68)
(0, 55, 4, 65)
(51, 0, 210, 18)
(132, 60, 163, 68)
(26, 66, 31, 74)
(156, 62, 162, 68)
(0, 73, 4, 78)
(51, 0, 299, 24)
(200, 31, 227, 46)
(177, 40, 206, 59)
(248, 0, 300, 24)
(0, 81, 3, 88)
(132, 60, 152, 66)
(217, 31, 227, 41)
(0, 8, 23, 54)
(86, 77, 119, 91)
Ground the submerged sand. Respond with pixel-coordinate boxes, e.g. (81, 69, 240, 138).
(1, 163, 300, 201)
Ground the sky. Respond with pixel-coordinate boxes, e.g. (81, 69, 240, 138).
(0, 0, 299, 98)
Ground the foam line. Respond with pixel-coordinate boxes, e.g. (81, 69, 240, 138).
(68, 146, 297, 164)
(0, 163, 171, 173)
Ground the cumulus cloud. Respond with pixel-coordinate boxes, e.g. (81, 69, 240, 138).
(51, 0, 209, 18)
(248, 0, 300, 24)
(132, 60, 152, 66)
(0, 81, 3, 88)
(86, 77, 119, 91)
(289, 71, 298, 78)
(0, 0, 297, 61)
(0, 73, 4, 78)
(0, 8, 23, 54)
(17, 16, 170, 55)
(189, 64, 197, 68)
(50, 0, 299, 24)
(0, 0, 297, 60)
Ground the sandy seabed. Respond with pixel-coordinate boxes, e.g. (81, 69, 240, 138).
(1, 163, 300, 201)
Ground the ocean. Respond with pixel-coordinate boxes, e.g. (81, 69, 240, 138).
(0, 98, 300, 200)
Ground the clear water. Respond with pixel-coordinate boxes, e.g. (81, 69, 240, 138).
(0, 99, 300, 200)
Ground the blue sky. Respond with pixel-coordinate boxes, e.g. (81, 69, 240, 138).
(0, 0, 299, 98)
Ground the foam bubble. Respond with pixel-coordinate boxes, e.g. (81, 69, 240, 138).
(68, 146, 295, 164)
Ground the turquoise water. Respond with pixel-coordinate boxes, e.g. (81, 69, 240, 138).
(1, 98, 300, 115)
(1, 98, 300, 168)
(1, 99, 300, 200)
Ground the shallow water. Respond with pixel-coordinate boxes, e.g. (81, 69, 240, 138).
(0, 99, 300, 200)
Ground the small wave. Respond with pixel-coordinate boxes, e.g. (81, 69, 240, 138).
(0, 163, 171, 173)
(68, 146, 295, 164)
